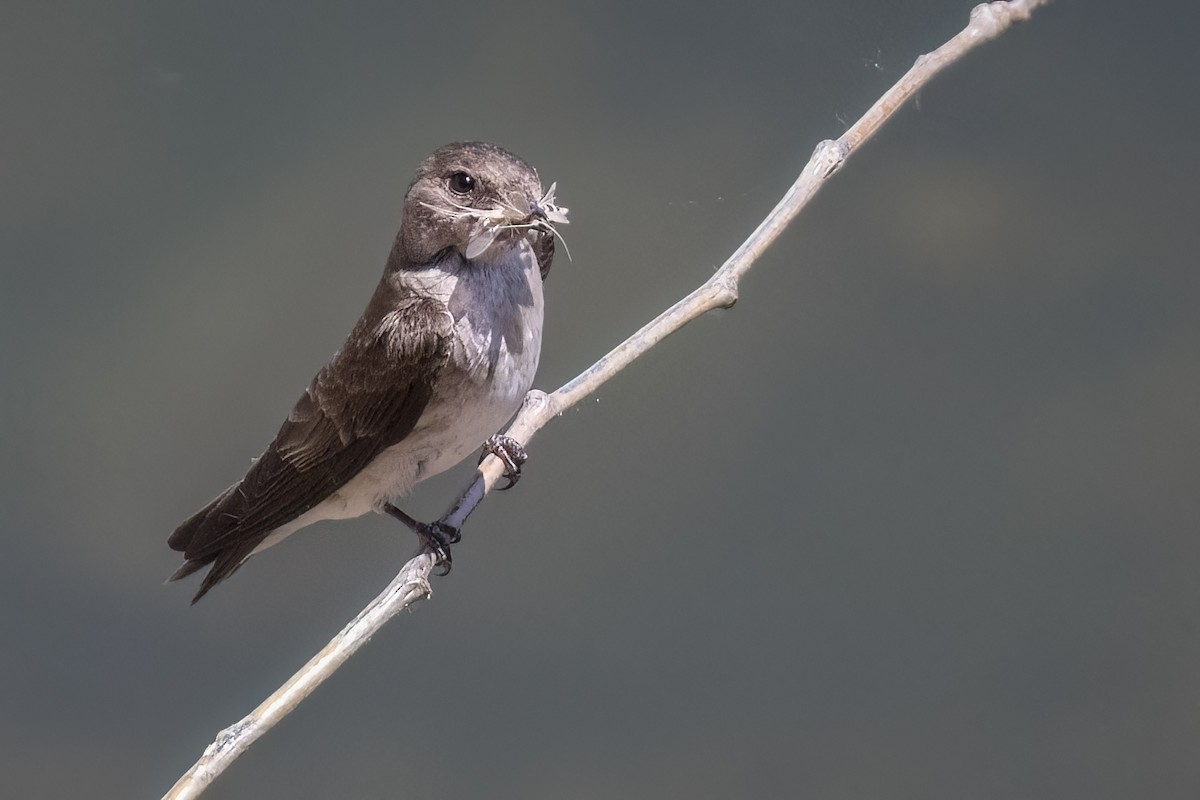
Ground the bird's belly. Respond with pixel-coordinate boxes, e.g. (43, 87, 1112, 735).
(251, 363, 532, 556)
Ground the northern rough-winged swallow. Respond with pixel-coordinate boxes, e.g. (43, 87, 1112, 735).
(168, 142, 568, 603)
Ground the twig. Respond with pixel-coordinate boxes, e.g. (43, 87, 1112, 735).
(162, 2, 1048, 796)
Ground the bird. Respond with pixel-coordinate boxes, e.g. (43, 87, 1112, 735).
(167, 141, 568, 603)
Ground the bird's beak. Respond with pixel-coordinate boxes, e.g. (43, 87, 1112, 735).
(531, 182, 570, 227)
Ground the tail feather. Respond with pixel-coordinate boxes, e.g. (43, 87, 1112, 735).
(168, 484, 237, 553)
(167, 483, 261, 603)
(168, 558, 206, 583)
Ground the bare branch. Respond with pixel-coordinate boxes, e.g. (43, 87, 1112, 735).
(162, 2, 1049, 796)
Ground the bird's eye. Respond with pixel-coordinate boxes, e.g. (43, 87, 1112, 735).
(448, 171, 475, 195)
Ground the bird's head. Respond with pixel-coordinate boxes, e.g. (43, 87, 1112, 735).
(395, 141, 568, 269)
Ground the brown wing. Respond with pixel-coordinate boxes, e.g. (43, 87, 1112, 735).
(168, 288, 453, 602)
(532, 227, 555, 280)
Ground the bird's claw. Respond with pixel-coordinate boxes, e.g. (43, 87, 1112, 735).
(480, 434, 528, 490)
(416, 520, 461, 576)
(384, 502, 460, 575)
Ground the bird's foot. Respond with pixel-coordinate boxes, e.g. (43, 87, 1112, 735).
(480, 434, 528, 490)
(383, 503, 461, 575)
(417, 521, 461, 576)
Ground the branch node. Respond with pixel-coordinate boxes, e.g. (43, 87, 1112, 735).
(711, 276, 739, 308)
(521, 389, 551, 418)
(970, 0, 1037, 40)
(403, 574, 432, 603)
(210, 722, 251, 756)
(811, 139, 849, 179)
(969, 3, 1005, 37)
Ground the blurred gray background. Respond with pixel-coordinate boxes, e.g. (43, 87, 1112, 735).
(4, 1, 1198, 797)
